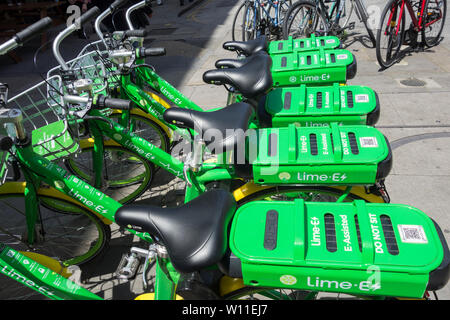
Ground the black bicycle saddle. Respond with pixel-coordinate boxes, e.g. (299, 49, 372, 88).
(163, 102, 254, 154)
(115, 189, 236, 273)
(222, 36, 268, 56)
(203, 52, 273, 99)
(215, 51, 261, 69)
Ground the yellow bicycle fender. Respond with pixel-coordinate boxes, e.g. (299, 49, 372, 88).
(219, 276, 246, 297)
(232, 182, 272, 202)
(20, 252, 72, 278)
(232, 182, 385, 203)
(134, 293, 184, 300)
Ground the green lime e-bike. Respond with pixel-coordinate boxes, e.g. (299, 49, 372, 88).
(0, 18, 449, 301)
(89, 0, 378, 131)
(40, 4, 380, 205)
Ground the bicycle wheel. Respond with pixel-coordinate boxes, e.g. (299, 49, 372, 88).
(422, 0, 447, 47)
(109, 112, 170, 154)
(242, 1, 261, 41)
(0, 192, 110, 266)
(282, 0, 329, 39)
(334, 0, 354, 29)
(232, 1, 247, 41)
(376, 0, 406, 68)
(65, 145, 154, 204)
(0, 191, 110, 300)
(278, 0, 293, 24)
(353, 0, 377, 47)
(265, 0, 292, 39)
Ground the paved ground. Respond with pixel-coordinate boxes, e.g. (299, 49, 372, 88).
(0, 0, 449, 300)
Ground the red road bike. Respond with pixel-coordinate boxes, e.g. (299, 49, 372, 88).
(376, 0, 446, 68)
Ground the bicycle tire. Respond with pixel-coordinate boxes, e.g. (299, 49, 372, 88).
(376, 0, 406, 69)
(353, 0, 377, 47)
(0, 189, 110, 265)
(266, 0, 292, 39)
(282, 0, 329, 40)
(64, 144, 154, 205)
(242, 1, 261, 41)
(422, 0, 447, 47)
(338, 0, 354, 29)
(278, 0, 293, 24)
(109, 111, 171, 155)
(232, 1, 248, 41)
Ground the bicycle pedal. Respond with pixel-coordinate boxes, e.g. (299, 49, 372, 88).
(115, 253, 141, 280)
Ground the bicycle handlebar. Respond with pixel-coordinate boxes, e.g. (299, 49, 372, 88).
(77, 6, 102, 27)
(0, 17, 53, 55)
(53, 6, 100, 70)
(110, 0, 129, 11)
(64, 94, 134, 111)
(15, 17, 53, 46)
(124, 29, 148, 38)
(126, 0, 151, 30)
(95, 0, 129, 46)
(96, 96, 134, 110)
(140, 47, 166, 57)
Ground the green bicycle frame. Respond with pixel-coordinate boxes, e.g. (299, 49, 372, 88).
(0, 137, 191, 299)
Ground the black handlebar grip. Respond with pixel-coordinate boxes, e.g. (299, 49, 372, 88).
(141, 47, 166, 57)
(110, 0, 128, 11)
(14, 17, 53, 45)
(96, 95, 134, 110)
(124, 29, 148, 38)
(76, 6, 101, 27)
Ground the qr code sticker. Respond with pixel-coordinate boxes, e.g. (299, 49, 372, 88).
(359, 137, 378, 148)
(355, 94, 369, 103)
(398, 225, 428, 244)
(337, 54, 348, 60)
(326, 39, 336, 44)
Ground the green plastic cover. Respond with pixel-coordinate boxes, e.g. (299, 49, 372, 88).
(271, 48, 355, 86)
(263, 83, 378, 127)
(230, 199, 444, 298)
(250, 123, 390, 185)
(32, 120, 79, 161)
(268, 35, 340, 55)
